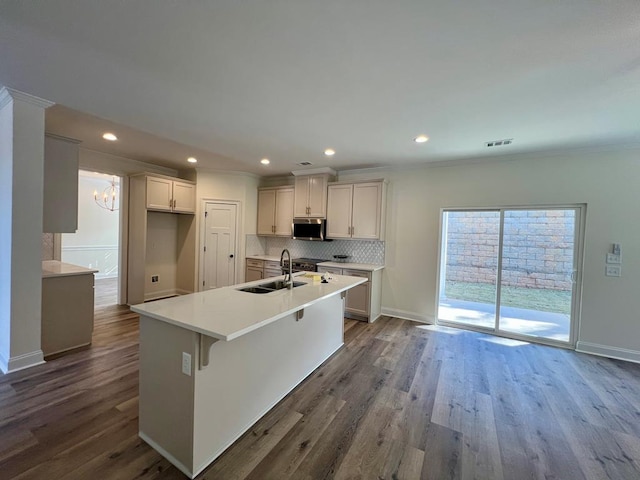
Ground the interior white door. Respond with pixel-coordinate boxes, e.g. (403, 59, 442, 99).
(203, 203, 237, 290)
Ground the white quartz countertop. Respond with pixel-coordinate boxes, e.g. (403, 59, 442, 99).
(246, 255, 282, 262)
(42, 260, 99, 278)
(131, 273, 366, 342)
(318, 262, 385, 272)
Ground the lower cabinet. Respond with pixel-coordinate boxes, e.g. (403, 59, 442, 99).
(41, 273, 95, 358)
(317, 266, 383, 322)
(264, 260, 283, 279)
(245, 258, 283, 282)
(245, 259, 264, 282)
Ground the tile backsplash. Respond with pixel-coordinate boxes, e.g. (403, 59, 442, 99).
(42, 233, 55, 260)
(245, 234, 385, 265)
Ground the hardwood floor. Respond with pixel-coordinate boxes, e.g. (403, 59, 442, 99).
(94, 277, 119, 308)
(1, 308, 640, 479)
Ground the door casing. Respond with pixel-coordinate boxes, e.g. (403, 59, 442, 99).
(199, 200, 241, 291)
(435, 204, 586, 349)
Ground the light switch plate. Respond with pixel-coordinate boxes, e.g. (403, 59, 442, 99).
(605, 265, 621, 277)
(182, 352, 192, 376)
(606, 253, 621, 264)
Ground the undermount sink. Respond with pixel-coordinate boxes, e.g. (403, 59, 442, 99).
(237, 286, 273, 294)
(238, 280, 306, 294)
(258, 280, 306, 290)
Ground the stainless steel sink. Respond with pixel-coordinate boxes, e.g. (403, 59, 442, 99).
(237, 286, 274, 294)
(237, 280, 306, 294)
(258, 280, 306, 290)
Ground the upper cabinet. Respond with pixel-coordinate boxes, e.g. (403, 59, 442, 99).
(146, 176, 196, 214)
(294, 174, 332, 218)
(43, 134, 80, 233)
(326, 181, 386, 240)
(257, 186, 294, 236)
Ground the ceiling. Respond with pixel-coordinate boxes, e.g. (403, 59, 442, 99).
(1, 1, 639, 176)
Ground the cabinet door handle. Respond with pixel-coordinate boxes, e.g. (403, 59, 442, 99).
(351, 226, 354, 236)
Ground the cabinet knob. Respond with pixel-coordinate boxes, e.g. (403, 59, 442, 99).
(229, 254, 234, 258)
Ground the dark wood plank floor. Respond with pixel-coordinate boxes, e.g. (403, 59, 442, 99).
(2, 308, 640, 479)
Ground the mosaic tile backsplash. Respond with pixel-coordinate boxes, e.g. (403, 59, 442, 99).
(245, 234, 385, 265)
(42, 233, 55, 260)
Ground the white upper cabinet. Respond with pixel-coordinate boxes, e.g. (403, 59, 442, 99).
(257, 186, 294, 236)
(257, 189, 276, 235)
(325, 184, 353, 239)
(274, 188, 294, 235)
(146, 177, 173, 212)
(326, 181, 386, 240)
(294, 174, 329, 218)
(43, 134, 80, 233)
(352, 183, 383, 239)
(172, 181, 196, 213)
(146, 176, 195, 214)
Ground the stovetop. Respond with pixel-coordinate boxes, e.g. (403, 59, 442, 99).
(291, 258, 329, 265)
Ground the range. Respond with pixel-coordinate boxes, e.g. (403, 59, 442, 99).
(285, 258, 328, 273)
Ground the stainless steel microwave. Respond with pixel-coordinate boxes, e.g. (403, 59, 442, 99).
(292, 218, 326, 241)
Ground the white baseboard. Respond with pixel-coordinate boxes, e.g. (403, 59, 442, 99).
(0, 349, 45, 374)
(381, 307, 434, 324)
(139, 431, 195, 479)
(576, 341, 640, 364)
(144, 288, 192, 302)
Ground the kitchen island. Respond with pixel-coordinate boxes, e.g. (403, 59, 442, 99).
(131, 272, 366, 479)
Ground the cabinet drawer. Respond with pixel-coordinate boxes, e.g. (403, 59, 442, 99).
(343, 269, 371, 281)
(246, 259, 264, 269)
(317, 266, 343, 275)
(264, 268, 283, 278)
(264, 260, 281, 270)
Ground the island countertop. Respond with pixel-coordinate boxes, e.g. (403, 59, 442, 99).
(130, 273, 366, 342)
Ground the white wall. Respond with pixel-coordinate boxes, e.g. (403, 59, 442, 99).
(338, 146, 640, 361)
(196, 170, 260, 283)
(61, 173, 120, 277)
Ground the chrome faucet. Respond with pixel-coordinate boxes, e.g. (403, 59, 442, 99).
(280, 249, 293, 289)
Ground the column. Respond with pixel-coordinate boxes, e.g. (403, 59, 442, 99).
(0, 87, 54, 373)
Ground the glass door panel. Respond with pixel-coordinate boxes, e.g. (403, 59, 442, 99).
(498, 209, 576, 342)
(438, 211, 500, 329)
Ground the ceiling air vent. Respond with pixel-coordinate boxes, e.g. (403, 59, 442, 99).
(485, 138, 513, 147)
(297, 161, 313, 166)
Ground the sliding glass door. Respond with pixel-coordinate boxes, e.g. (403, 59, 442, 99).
(437, 207, 582, 346)
(438, 211, 500, 329)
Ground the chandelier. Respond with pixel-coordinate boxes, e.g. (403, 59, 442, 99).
(93, 177, 119, 212)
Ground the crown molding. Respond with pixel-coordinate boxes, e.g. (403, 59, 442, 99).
(195, 167, 260, 179)
(45, 132, 81, 144)
(291, 167, 336, 176)
(0, 87, 54, 111)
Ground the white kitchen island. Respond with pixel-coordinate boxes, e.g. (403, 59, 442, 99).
(131, 273, 366, 479)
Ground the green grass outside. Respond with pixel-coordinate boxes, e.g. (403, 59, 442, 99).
(444, 281, 572, 314)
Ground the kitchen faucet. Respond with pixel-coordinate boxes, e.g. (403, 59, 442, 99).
(280, 249, 293, 289)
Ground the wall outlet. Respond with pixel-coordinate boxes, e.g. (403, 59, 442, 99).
(605, 265, 621, 277)
(151, 275, 159, 283)
(182, 352, 192, 376)
(606, 253, 621, 264)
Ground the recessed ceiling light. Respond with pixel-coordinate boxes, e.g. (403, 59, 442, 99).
(324, 148, 336, 157)
(102, 132, 118, 141)
(261, 158, 270, 165)
(414, 135, 429, 143)
(187, 157, 198, 163)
